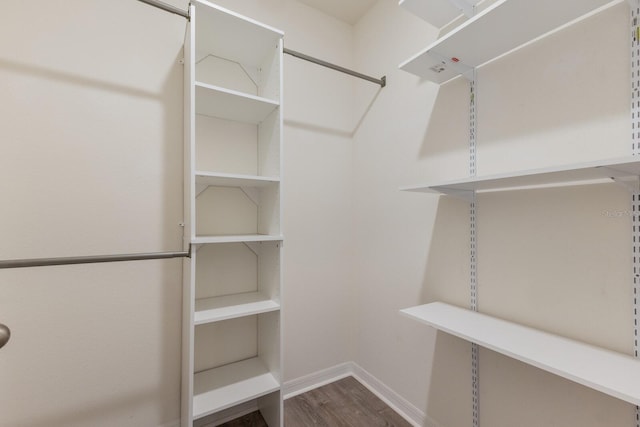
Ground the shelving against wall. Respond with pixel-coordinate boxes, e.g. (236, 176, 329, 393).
(183, 1, 284, 426)
(399, 0, 614, 84)
(399, 0, 640, 425)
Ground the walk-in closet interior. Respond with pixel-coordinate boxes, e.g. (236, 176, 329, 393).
(2, 0, 640, 426)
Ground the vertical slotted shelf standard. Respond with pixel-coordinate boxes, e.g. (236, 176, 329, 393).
(183, 1, 284, 426)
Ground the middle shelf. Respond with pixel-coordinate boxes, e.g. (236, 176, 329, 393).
(401, 302, 640, 406)
(195, 292, 280, 325)
(195, 81, 279, 124)
(401, 156, 640, 197)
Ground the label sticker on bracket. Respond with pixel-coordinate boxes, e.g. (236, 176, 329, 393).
(430, 61, 447, 73)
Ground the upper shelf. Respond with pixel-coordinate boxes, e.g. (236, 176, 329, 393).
(401, 302, 640, 406)
(400, 0, 482, 29)
(193, 235, 283, 245)
(195, 82, 279, 124)
(195, 172, 280, 188)
(400, 0, 616, 83)
(193, 0, 283, 68)
(401, 156, 640, 197)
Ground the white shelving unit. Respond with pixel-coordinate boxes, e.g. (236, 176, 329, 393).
(401, 302, 640, 406)
(183, 1, 284, 426)
(400, 0, 616, 84)
(399, 0, 640, 423)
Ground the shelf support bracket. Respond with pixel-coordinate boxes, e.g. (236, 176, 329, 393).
(450, 0, 476, 18)
(611, 175, 640, 193)
(243, 242, 261, 256)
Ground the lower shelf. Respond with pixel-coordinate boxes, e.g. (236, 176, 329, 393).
(193, 357, 280, 420)
(401, 302, 640, 406)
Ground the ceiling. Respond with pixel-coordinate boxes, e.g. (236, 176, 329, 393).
(298, 0, 377, 25)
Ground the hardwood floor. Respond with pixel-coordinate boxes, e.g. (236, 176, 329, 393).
(219, 376, 412, 427)
(218, 411, 268, 427)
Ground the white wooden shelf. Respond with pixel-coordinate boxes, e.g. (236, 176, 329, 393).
(400, 0, 615, 83)
(400, 0, 482, 29)
(195, 292, 280, 325)
(401, 302, 640, 405)
(193, 234, 283, 244)
(193, 357, 280, 420)
(195, 171, 280, 188)
(193, 0, 283, 69)
(401, 156, 640, 197)
(184, 2, 284, 426)
(195, 82, 279, 124)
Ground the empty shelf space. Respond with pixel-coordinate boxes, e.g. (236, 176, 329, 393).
(401, 302, 640, 406)
(400, 0, 615, 83)
(195, 292, 280, 325)
(400, 0, 482, 29)
(193, 357, 280, 420)
(401, 156, 640, 197)
(195, 82, 279, 124)
(195, 172, 280, 188)
(193, 235, 283, 244)
(193, 0, 283, 68)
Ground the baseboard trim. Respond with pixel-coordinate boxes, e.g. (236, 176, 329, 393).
(351, 363, 442, 427)
(284, 362, 442, 427)
(283, 362, 353, 399)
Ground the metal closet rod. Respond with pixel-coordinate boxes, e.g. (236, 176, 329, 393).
(0, 249, 191, 269)
(137, 0, 190, 19)
(135, 0, 387, 87)
(283, 48, 386, 88)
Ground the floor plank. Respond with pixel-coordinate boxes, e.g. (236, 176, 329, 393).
(285, 376, 413, 427)
(219, 376, 412, 426)
(217, 410, 268, 427)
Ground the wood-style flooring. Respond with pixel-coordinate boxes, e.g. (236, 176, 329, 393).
(218, 376, 413, 427)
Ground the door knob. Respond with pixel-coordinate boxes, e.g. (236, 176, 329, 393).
(0, 324, 10, 349)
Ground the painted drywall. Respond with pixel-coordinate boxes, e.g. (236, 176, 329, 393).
(352, 0, 636, 426)
(0, 1, 356, 426)
(0, 1, 186, 426)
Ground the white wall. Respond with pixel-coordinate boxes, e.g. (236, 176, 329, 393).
(0, 1, 355, 426)
(0, 1, 186, 426)
(352, 0, 636, 426)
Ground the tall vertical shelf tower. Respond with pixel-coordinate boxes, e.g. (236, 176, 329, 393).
(182, 1, 284, 426)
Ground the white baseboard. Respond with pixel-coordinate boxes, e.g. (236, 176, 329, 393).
(351, 363, 443, 427)
(283, 361, 353, 399)
(284, 361, 442, 427)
